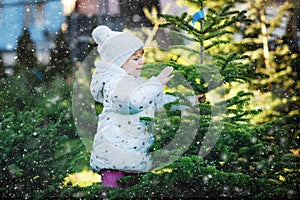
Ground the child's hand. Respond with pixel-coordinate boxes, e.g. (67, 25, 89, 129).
(157, 66, 174, 85)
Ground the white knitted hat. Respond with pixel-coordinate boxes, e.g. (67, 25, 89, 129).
(92, 26, 144, 67)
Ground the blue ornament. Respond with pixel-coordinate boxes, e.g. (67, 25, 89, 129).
(192, 10, 205, 26)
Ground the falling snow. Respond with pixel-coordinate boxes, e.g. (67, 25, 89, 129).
(0, 0, 299, 199)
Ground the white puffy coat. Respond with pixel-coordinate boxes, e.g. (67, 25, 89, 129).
(90, 61, 175, 173)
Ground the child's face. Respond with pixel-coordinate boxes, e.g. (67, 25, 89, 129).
(122, 48, 144, 78)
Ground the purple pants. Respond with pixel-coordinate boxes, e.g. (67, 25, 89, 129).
(101, 169, 135, 188)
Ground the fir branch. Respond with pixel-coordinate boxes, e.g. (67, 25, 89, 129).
(219, 4, 232, 15)
(206, 8, 218, 16)
(223, 75, 250, 83)
(186, 0, 204, 5)
(213, 54, 227, 62)
(222, 91, 254, 108)
(204, 30, 233, 40)
(213, 52, 238, 70)
(221, 10, 242, 17)
(207, 11, 247, 33)
(202, 14, 217, 33)
(226, 109, 262, 123)
(159, 13, 196, 34)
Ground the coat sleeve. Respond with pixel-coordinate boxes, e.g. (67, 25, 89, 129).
(104, 75, 164, 114)
(90, 67, 105, 103)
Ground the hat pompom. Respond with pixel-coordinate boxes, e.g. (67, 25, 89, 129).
(92, 26, 113, 45)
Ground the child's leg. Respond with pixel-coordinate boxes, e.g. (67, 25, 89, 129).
(101, 169, 127, 188)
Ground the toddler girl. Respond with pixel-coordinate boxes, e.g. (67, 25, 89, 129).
(90, 25, 174, 188)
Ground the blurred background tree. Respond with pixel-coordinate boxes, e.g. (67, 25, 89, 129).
(232, 0, 300, 123)
(46, 30, 73, 81)
(0, 53, 6, 79)
(16, 27, 38, 74)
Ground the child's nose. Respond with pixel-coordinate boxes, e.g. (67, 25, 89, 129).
(139, 58, 145, 65)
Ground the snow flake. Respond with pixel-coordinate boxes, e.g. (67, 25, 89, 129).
(250, 137, 257, 143)
(280, 137, 286, 144)
(221, 154, 227, 160)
